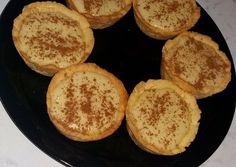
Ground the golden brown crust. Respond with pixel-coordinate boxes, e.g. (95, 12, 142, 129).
(47, 63, 128, 141)
(66, 0, 132, 29)
(133, 0, 200, 40)
(126, 79, 201, 155)
(12, 1, 94, 76)
(161, 31, 231, 99)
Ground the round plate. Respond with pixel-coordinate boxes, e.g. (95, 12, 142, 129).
(0, 0, 236, 166)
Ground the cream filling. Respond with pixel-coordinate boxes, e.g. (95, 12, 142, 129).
(137, 0, 194, 30)
(75, 0, 124, 16)
(50, 71, 120, 134)
(19, 12, 84, 68)
(132, 88, 191, 151)
(165, 36, 227, 90)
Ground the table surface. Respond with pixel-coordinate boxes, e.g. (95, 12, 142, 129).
(1, 0, 236, 167)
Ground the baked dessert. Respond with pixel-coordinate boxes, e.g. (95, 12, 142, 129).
(126, 79, 201, 155)
(12, 2, 94, 76)
(161, 31, 231, 99)
(66, 0, 132, 29)
(46, 63, 128, 141)
(133, 0, 200, 39)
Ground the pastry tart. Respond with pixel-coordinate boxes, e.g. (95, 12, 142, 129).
(47, 63, 128, 141)
(126, 79, 201, 155)
(12, 1, 94, 76)
(66, 0, 132, 29)
(133, 0, 200, 39)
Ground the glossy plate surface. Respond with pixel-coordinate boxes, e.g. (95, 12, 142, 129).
(0, 0, 235, 166)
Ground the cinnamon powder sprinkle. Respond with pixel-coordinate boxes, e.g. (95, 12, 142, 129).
(60, 76, 118, 134)
(84, 0, 123, 15)
(140, 90, 188, 127)
(64, 78, 79, 124)
(141, 0, 194, 29)
(169, 36, 228, 89)
(136, 89, 189, 148)
(23, 12, 84, 65)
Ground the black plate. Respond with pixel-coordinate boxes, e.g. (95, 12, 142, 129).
(1, 0, 236, 166)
